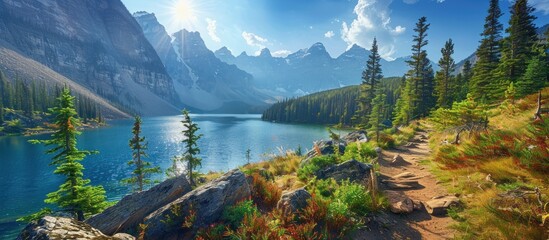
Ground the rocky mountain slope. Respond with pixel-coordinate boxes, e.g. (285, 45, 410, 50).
(0, 0, 180, 116)
(134, 12, 272, 113)
(216, 43, 425, 97)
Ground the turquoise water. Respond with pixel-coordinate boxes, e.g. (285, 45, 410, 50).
(0, 114, 340, 238)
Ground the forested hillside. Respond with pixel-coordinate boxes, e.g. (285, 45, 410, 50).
(0, 70, 102, 135)
(262, 77, 403, 125)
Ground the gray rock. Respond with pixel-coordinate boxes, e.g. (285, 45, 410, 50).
(277, 188, 312, 214)
(315, 159, 373, 184)
(17, 216, 134, 240)
(302, 140, 346, 166)
(142, 169, 251, 239)
(391, 154, 411, 166)
(341, 130, 368, 143)
(390, 198, 415, 214)
(425, 195, 460, 216)
(86, 176, 192, 236)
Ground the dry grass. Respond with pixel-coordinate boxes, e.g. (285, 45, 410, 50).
(426, 88, 549, 239)
(243, 153, 302, 177)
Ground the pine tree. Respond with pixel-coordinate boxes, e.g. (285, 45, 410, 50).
(456, 60, 473, 102)
(123, 116, 160, 192)
(435, 39, 456, 108)
(29, 87, 108, 220)
(498, 0, 537, 83)
(354, 38, 383, 128)
(177, 109, 202, 186)
(516, 45, 549, 96)
(395, 16, 433, 124)
(470, 0, 503, 100)
(369, 85, 387, 143)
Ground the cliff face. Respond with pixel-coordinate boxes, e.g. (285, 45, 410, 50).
(0, 0, 180, 116)
(134, 12, 272, 113)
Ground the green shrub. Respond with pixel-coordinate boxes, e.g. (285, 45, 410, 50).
(222, 200, 259, 229)
(307, 178, 337, 198)
(328, 200, 350, 218)
(341, 142, 377, 162)
(333, 181, 370, 215)
(297, 155, 337, 180)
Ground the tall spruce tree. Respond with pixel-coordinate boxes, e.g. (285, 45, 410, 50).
(354, 38, 383, 128)
(435, 39, 456, 108)
(498, 0, 537, 83)
(123, 116, 160, 192)
(368, 85, 387, 143)
(30, 87, 108, 220)
(456, 60, 473, 102)
(395, 16, 433, 125)
(470, 0, 503, 101)
(516, 45, 549, 96)
(178, 109, 202, 186)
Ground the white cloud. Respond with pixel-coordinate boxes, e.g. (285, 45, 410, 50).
(527, 0, 549, 14)
(324, 31, 335, 38)
(242, 31, 268, 48)
(242, 31, 269, 55)
(272, 50, 292, 57)
(341, 0, 406, 60)
(206, 18, 221, 43)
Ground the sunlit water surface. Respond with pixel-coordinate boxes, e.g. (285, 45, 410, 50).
(0, 114, 345, 238)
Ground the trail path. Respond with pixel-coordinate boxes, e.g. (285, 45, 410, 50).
(353, 128, 456, 240)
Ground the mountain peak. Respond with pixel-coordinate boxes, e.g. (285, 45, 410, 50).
(237, 51, 249, 58)
(259, 48, 272, 58)
(132, 11, 154, 18)
(338, 44, 369, 59)
(215, 47, 234, 58)
(308, 42, 326, 52)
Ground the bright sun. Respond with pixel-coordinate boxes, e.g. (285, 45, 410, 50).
(170, 0, 197, 24)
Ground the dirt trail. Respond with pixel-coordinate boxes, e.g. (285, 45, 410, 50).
(353, 129, 456, 240)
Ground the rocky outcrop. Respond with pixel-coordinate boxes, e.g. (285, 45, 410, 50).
(277, 188, 312, 214)
(302, 131, 370, 166)
(315, 159, 373, 184)
(86, 176, 192, 236)
(390, 154, 411, 166)
(425, 195, 460, 216)
(302, 140, 346, 165)
(0, 0, 180, 116)
(134, 12, 271, 113)
(142, 170, 251, 239)
(341, 130, 368, 143)
(17, 216, 135, 240)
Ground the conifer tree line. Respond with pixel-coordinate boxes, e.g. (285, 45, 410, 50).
(0, 69, 102, 124)
(262, 0, 548, 131)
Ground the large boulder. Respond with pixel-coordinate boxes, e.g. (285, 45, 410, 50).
(17, 216, 135, 240)
(142, 169, 251, 239)
(86, 176, 192, 236)
(315, 159, 373, 184)
(302, 140, 346, 165)
(425, 195, 460, 216)
(277, 188, 312, 214)
(341, 130, 368, 143)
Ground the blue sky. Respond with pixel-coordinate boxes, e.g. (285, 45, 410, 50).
(122, 0, 549, 62)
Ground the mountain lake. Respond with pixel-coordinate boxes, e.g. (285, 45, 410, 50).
(0, 114, 347, 238)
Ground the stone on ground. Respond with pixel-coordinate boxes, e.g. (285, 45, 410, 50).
(277, 188, 312, 214)
(17, 216, 135, 240)
(424, 195, 460, 216)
